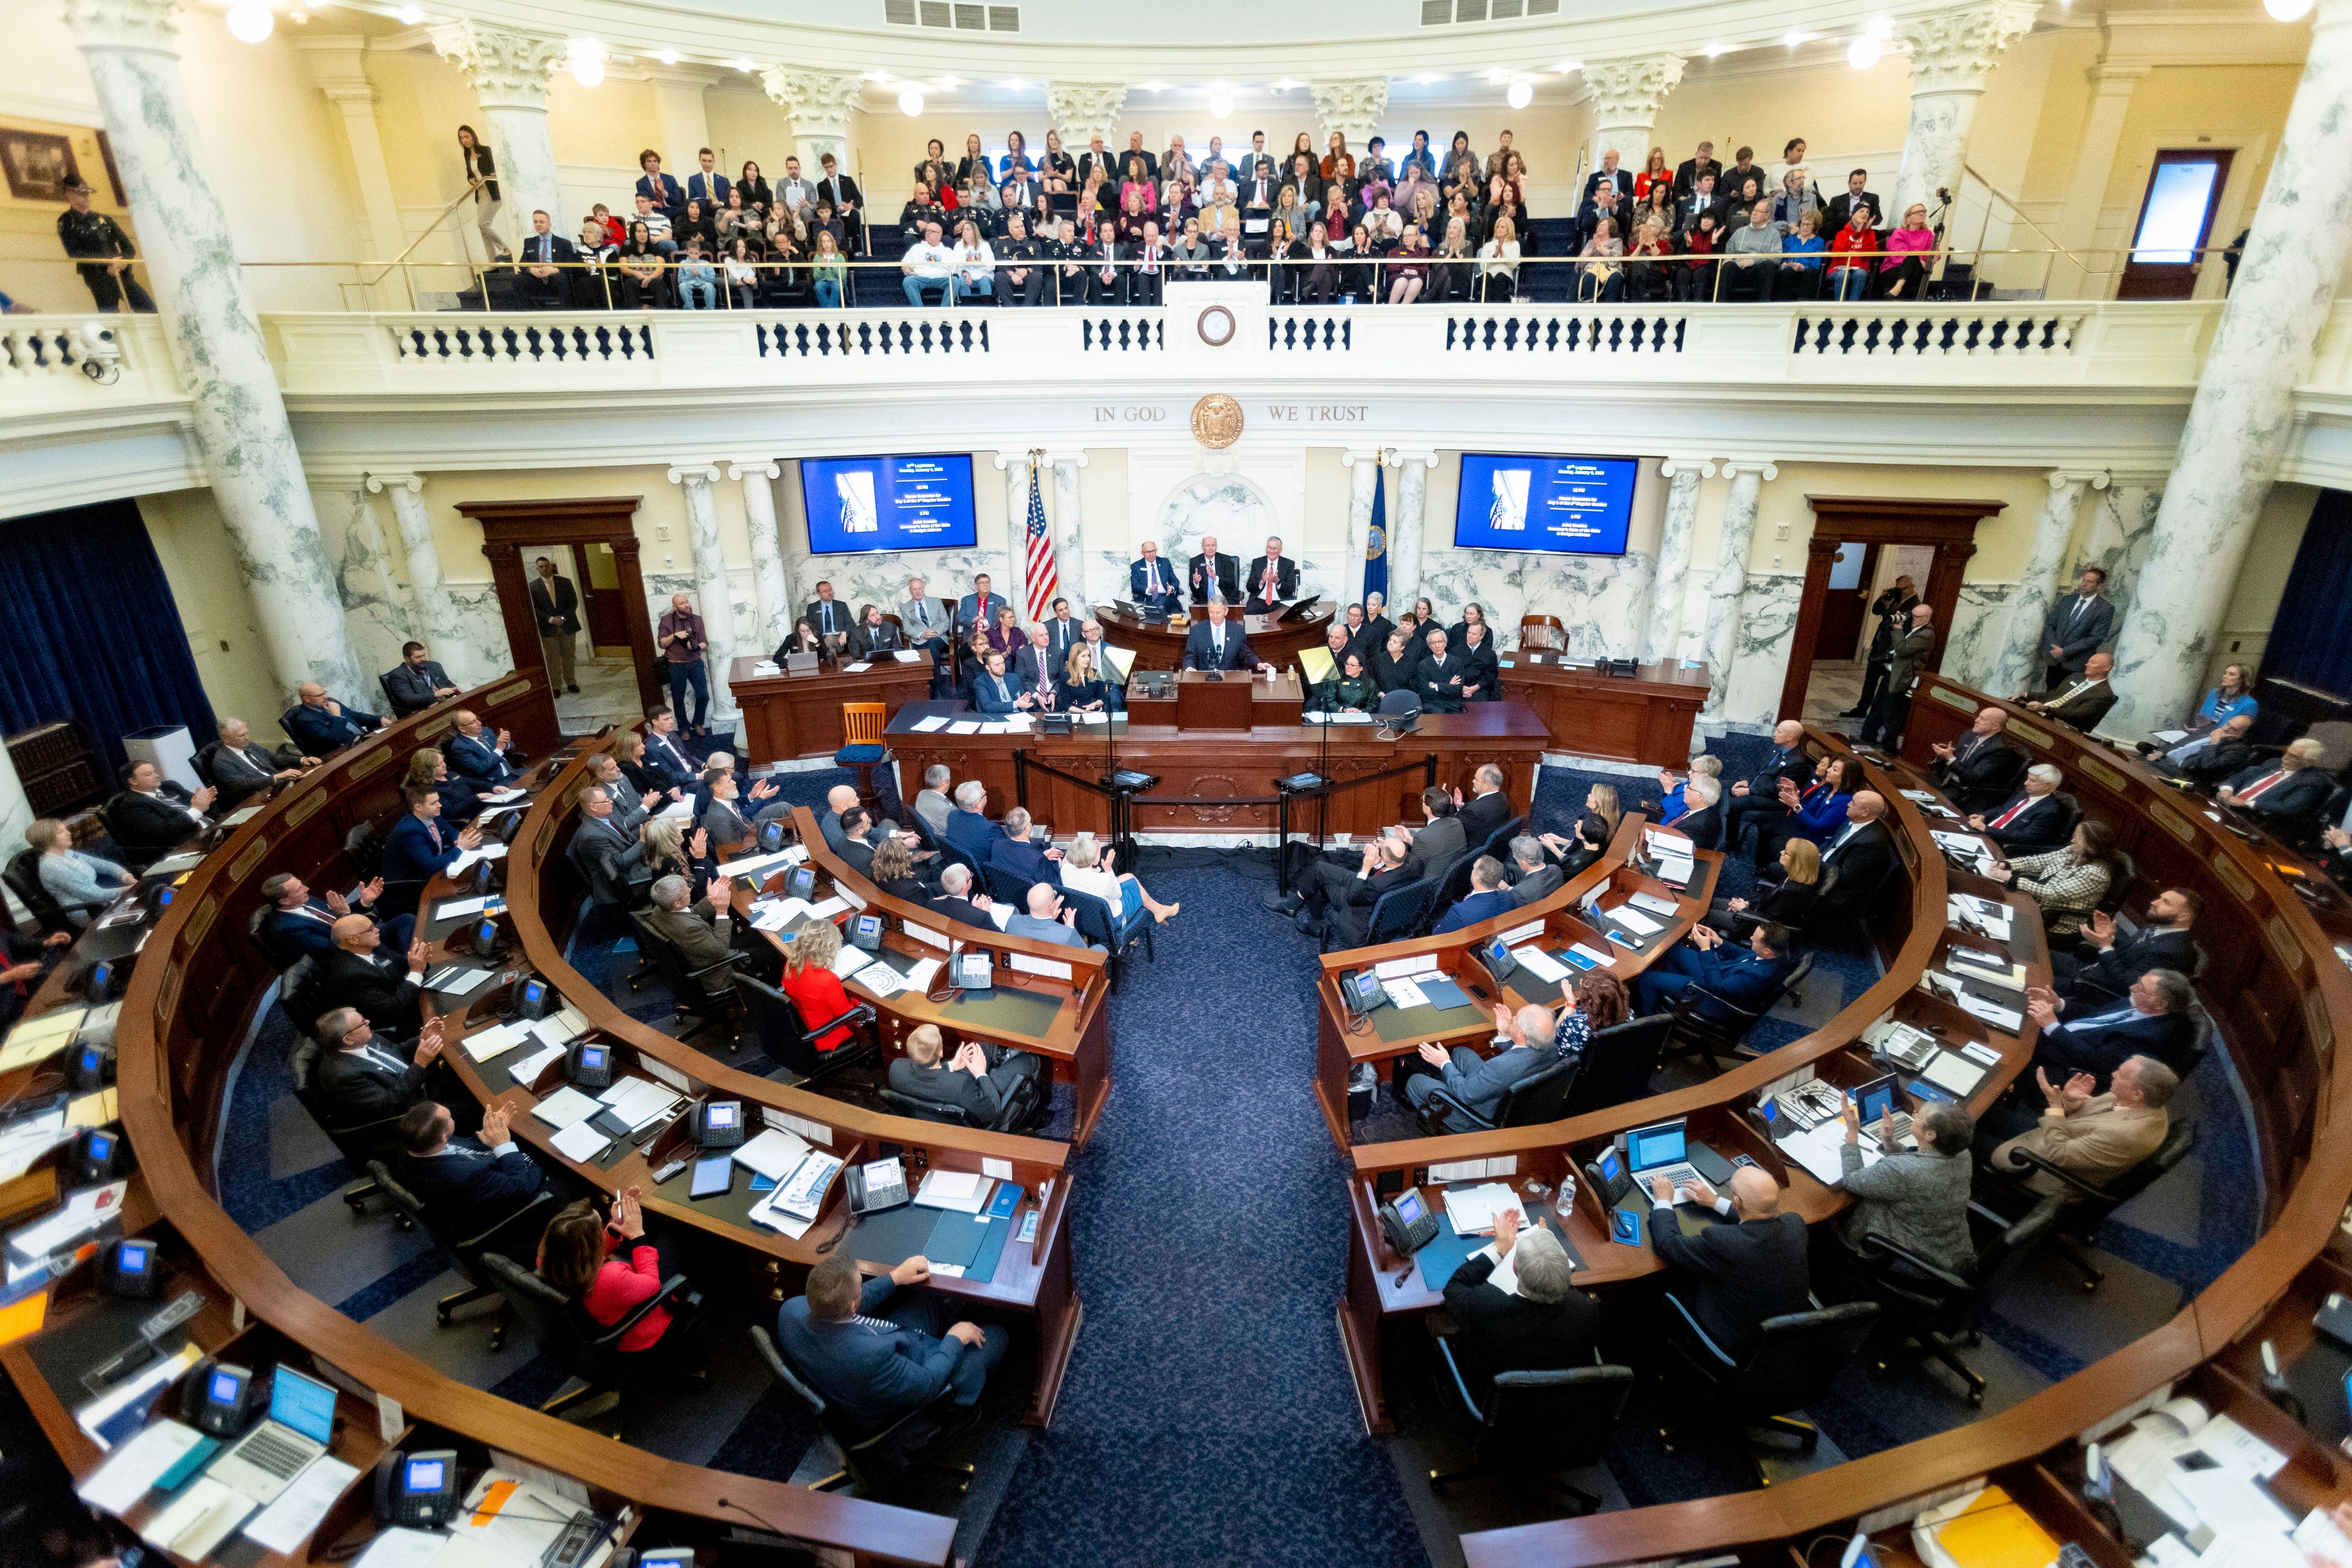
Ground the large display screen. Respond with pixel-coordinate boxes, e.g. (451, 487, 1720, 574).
(801, 454, 978, 554)
(1453, 453, 1639, 556)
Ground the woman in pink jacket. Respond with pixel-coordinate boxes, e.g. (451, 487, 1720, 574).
(1879, 203, 1937, 298)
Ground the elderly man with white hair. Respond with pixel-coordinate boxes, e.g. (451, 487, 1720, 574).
(1967, 762, 2072, 856)
(1401, 1002, 1559, 1120)
(1440, 1202, 1599, 1400)
(647, 873, 738, 995)
(2217, 737, 2335, 832)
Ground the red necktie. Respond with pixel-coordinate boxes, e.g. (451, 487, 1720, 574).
(1989, 796, 2031, 829)
(2238, 771, 2289, 804)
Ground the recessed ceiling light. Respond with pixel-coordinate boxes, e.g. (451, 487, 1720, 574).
(938, 74, 959, 87)
(1274, 78, 1298, 90)
(1705, 40, 1726, 57)
(225, 0, 273, 43)
(1784, 29, 1804, 47)
(1555, 59, 1580, 73)
(394, 2, 422, 21)
(1848, 34, 1884, 67)
(732, 56, 754, 72)
(1506, 78, 1532, 108)
(1140, 80, 1166, 92)
(656, 47, 678, 64)
(1001, 78, 1025, 89)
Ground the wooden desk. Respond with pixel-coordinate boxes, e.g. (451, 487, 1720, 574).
(886, 698, 1551, 837)
(1496, 655, 1709, 767)
(1093, 600, 1336, 673)
(729, 653, 935, 765)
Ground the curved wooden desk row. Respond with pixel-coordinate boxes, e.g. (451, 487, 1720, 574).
(1444, 687, 2352, 1566)
(93, 676, 968, 1568)
(1091, 600, 1336, 673)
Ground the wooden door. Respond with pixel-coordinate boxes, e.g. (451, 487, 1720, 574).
(578, 541, 630, 652)
(1811, 541, 1876, 661)
(2116, 150, 2233, 300)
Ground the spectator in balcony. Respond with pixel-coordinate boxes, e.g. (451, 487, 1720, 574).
(774, 156, 818, 226)
(1041, 130, 1076, 214)
(1283, 219, 1340, 305)
(899, 179, 946, 241)
(1441, 131, 1481, 203)
(957, 172, 1003, 235)
(1003, 168, 1047, 232)
(1722, 200, 1787, 302)
(1581, 148, 1634, 209)
(718, 189, 761, 252)
(1120, 154, 1158, 215)
(1005, 130, 1036, 179)
(1321, 132, 1355, 184)
(1082, 222, 1127, 304)
(1171, 215, 1212, 282)
(1398, 129, 1436, 182)
(513, 210, 576, 309)
(817, 153, 862, 254)
(758, 228, 808, 307)
(1393, 161, 1438, 230)
(674, 235, 719, 310)
(722, 236, 761, 310)
(1129, 221, 1168, 306)
(1573, 216, 1621, 304)
(1880, 204, 1937, 299)
(635, 150, 684, 220)
(1773, 138, 1810, 187)
(574, 217, 619, 307)
(1342, 221, 1379, 301)
(1117, 185, 1159, 247)
(1359, 142, 1394, 208)
(56, 177, 153, 314)
(1826, 205, 1879, 301)
(1637, 181, 1679, 241)
(616, 223, 665, 309)
(1047, 217, 1088, 304)
(1491, 153, 1531, 243)
(1823, 170, 1880, 240)
(911, 140, 951, 193)
(991, 211, 1045, 306)
(630, 193, 676, 256)
(1722, 146, 1763, 202)
(456, 125, 505, 261)
(1427, 217, 1473, 303)
(1364, 189, 1403, 247)
(1387, 223, 1431, 304)
(1673, 140, 1724, 200)
(1271, 183, 1306, 248)
(949, 219, 995, 304)
(1487, 130, 1521, 183)
(737, 159, 772, 219)
(1676, 172, 1721, 236)
(1675, 211, 1721, 301)
(807, 197, 846, 256)
(810, 230, 848, 308)
(585, 203, 625, 249)
(1626, 221, 1673, 302)
(1634, 146, 1673, 200)
(956, 132, 995, 190)
(1721, 173, 1770, 232)
(901, 219, 954, 306)
(1772, 209, 1827, 300)
(1574, 181, 1624, 255)
(1775, 167, 1823, 232)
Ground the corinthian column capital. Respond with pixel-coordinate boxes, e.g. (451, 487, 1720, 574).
(1310, 78, 1390, 149)
(62, 0, 181, 56)
(1046, 81, 1126, 151)
(1577, 54, 1687, 124)
(1894, 2, 2040, 96)
(430, 21, 565, 111)
(761, 69, 866, 138)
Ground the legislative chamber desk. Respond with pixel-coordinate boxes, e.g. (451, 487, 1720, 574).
(729, 650, 934, 764)
(29, 673, 996, 1568)
(1496, 654, 1709, 767)
(886, 682, 1550, 837)
(1091, 598, 1336, 673)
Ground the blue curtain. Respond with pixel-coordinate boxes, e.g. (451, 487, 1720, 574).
(2265, 489, 2352, 702)
(0, 500, 217, 775)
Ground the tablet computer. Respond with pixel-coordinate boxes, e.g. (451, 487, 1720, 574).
(689, 1155, 734, 1200)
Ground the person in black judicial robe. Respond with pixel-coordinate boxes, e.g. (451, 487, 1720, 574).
(1187, 542, 1243, 606)
(1441, 1213, 1599, 1399)
(1371, 631, 1418, 696)
(1415, 628, 1474, 712)
(1456, 625, 1502, 702)
(1243, 548, 1300, 611)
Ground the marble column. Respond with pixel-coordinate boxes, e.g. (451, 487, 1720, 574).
(1049, 455, 1088, 616)
(365, 472, 483, 685)
(1698, 462, 1777, 728)
(66, 0, 363, 708)
(1643, 459, 1712, 665)
(2110, 0, 2352, 734)
(645, 64, 718, 176)
(1045, 83, 1127, 165)
(1341, 451, 1381, 609)
(668, 465, 741, 728)
(1578, 54, 1687, 167)
(2049, 65, 2146, 299)
(761, 68, 866, 188)
(1988, 470, 2108, 696)
(1891, 3, 2040, 224)
(1390, 452, 1436, 614)
(431, 21, 565, 250)
(298, 39, 405, 303)
(1310, 80, 1390, 160)
(728, 461, 791, 652)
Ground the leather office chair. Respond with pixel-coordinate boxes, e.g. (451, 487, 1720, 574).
(1664, 952, 1814, 1076)
(2097, 850, 2137, 915)
(1413, 1051, 1580, 1136)
(344, 822, 385, 882)
(878, 1071, 1043, 1134)
(479, 1252, 698, 1436)
(1480, 814, 1528, 862)
(1419, 851, 1482, 937)
(731, 971, 874, 1086)
(982, 862, 1035, 907)
(1378, 689, 1422, 720)
(1323, 871, 1434, 952)
(627, 911, 741, 1047)
(5, 848, 99, 937)
(1557, 1014, 1672, 1115)
(1850, 1198, 2059, 1405)
(746, 1325, 974, 1498)
(288, 1035, 399, 1218)
(1994, 1119, 2196, 1291)
(368, 1162, 556, 1351)
(1429, 1349, 1630, 1513)
(1058, 884, 1147, 988)
(1659, 1296, 1880, 1487)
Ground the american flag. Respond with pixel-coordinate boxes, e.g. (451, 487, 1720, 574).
(1022, 456, 1059, 622)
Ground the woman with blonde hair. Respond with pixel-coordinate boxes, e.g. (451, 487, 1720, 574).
(1583, 782, 1623, 843)
(777, 916, 862, 1052)
(1058, 832, 1178, 925)
(1712, 836, 1820, 938)
(29, 818, 131, 929)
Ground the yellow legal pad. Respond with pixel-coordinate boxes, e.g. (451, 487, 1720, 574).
(1929, 1485, 2063, 1567)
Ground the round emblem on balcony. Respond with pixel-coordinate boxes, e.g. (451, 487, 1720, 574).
(1196, 304, 1236, 348)
(1190, 393, 1243, 450)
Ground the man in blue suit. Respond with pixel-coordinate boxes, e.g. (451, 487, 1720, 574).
(987, 807, 1063, 889)
(777, 1253, 1006, 1450)
(1721, 719, 1814, 856)
(2217, 739, 2335, 836)
(970, 651, 1030, 714)
(633, 149, 684, 217)
(1433, 856, 1516, 934)
(684, 147, 729, 213)
(1403, 1003, 1560, 1118)
(1183, 600, 1259, 671)
(2027, 968, 2198, 1090)
(446, 709, 521, 785)
(382, 786, 483, 887)
(382, 642, 458, 715)
(284, 682, 383, 756)
(1635, 921, 1797, 1023)
(956, 573, 1007, 635)
(641, 708, 699, 792)
(257, 870, 412, 965)
(943, 781, 1007, 866)
(394, 1100, 545, 1227)
(1128, 539, 1183, 619)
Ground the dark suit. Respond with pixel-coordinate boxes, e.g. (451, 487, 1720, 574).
(1433, 886, 1516, 935)
(397, 1136, 545, 1223)
(987, 835, 1060, 891)
(284, 700, 380, 756)
(886, 1044, 1045, 1130)
(2222, 761, 2334, 832)
(774, 1275, 1005, 1446)
(1243, 555, 1299, 611)
(804, 598, 853, 642)
(641, 731, 698, 791)
(2041, 592, 2116, 680)
(529, 574, 580, 635)
(1324, 861, 1419, 945)
(1673, 157, 1726, 200)
(447, 732, 519, 786)
(943, 809, 1005, 869)
(1635, 943, 1796, 1022)
(1674, 803, 1725, 854)
(1822, 190, 1882, 240)
(106, 786, 208, 859)
(1818, 819, 1896, 911)
(1510, 864, 1564, 907)
(309, 951, 423, 1038)
(1650, 1207, 1809, 1361)
(635, 172, 685, 214)
(313, 1038, 431, 1126)
(1932, 733, 2025, 813)
(929, 893, 994, 929)
(1724, 744, 1815, 848)
(1011, 644, 1061, 700)
(1183, 618, 1257, 671)
(1979, 791, 2071, 855)
(1457, 790, 1512, 849)
(848, 619, 905, 658)
(382, 812, 461, 887)
(971, 670, 1027, 714)
(1580, 167, 1636, 208)
(1039, 616, 1083, 669)
(685, 170, 730, 210)
(2037, 677, 2117, 731)
(2158, 734, 2255, 786)
(1442, 1250, 1600, 1399)
(1415, 649, 1474, 712)
(383, 660, 456, 714)
(263, 899, 347, 964)
(513, 231, 578, 307)
(1129, 555, 1183, 617)
(206, 742, 300, 811)
(568, 814, 647, 907)
(1457, 637, 1501, 702)
(1187, 551, 1243, 606)
(1404, 814, 1468, 880)
(2057, 923, 2196, 1006)
(2034, 1003, 2197, 1090)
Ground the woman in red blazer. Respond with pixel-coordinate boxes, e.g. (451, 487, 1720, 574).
(779, 917, 860, 1051)
(538, 1191, 674, 1353)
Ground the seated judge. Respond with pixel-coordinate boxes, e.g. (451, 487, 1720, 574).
(2017, 651, 2118, 731)
(1456, 621, 1501, 702)
(1371, 627, 1419, 694)
(395, 1099, 545, 1226)
(1645, 1164, 1810, 1362)
(206, 717, 312, 812)
(2144, 712, 2256, 786)
(803, 581, 853, 646)
(447, 709, 521, 786)
(284, 682, 385, 756)
(1304, 834, 1415, 944)
(848, 604, 906, 658)
(312, 1009, 447, 1128)
(1184, 599, 1260, 671)
(1441, 1207, 1598, 1399)
(1414, 626, 1474, 712)
(1403, 1002, 1559, 1118)
(382, 642, 459, 715)
(105, 760, 215, 866)
(1243, 535, 1299, 611)
(2026, 968, 2197, 1089)
(1634, 920, 1798, 1022)
(1985, 1056, 2175, 1198)
(2216, 737, 2334, 834)
(382, 784, 483, 887)
(1967, 763, 2072, 855)
(310, 913, 431, 1037)
(776, 1251, 1007, 1450)
(1433, 855, 1516, 934)
(28, 818, 133, 929)
(889, 1022, 1048, 1129)
(1928, 705, 2026, 813)
(1129, 539, 1184, 619)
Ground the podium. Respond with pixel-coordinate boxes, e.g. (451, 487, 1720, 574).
(1126, 669, 1305, 732)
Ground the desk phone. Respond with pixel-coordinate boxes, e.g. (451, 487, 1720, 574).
(693, 1099, 744, 1149)
(846, 1156, 910, 1214)
(952, 952, 994, 993)
(848, 913, 884, 951)
(377, 1449, 461, 1527)
(1378, 1186, 1439, 1256)
(567, 1040, 612, 1089)
(1343, 968, 1387, 1020)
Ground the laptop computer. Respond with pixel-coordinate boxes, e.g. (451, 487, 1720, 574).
(1850, 1073, 1916, 1150)
(1626, 1118, 1708, 1204)
(204, 1365, 337, 1503)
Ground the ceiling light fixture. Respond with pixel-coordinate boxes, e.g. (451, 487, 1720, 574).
(2264, 0, 2315, 17)
(1784, 29, 1804, 47)
(1001, 78, 1025, 89)
(1506, 78, 1533, 109)
(732, 56, 754, 72)
(938, 74, 959, 88)
(568, 39, 604, 86)
(1209, 89, 1234, 119)
(225, 0, 274, 43)
(898, 83, 925, 115)
(394, 2, 421, 21)
(1704, 39, 1727, 57)
(1274, 78, 1298, 91)
(1555, 59, 1581, 73)
(1847, 33, 1884, 67)
(656, 47, 679, 65)
(1140, 80, 1166, 92)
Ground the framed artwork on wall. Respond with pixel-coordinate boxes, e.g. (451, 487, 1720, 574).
(0, 128, 80, 203)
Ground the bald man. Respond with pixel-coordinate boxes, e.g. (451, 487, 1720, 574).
(1645, 1163, 1809, 1361)
(303, 913, 433, 1039)
(284, 682, 383, 756)
(1402, 1003, 1558, 1121)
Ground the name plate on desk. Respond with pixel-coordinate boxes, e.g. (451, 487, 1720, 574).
(1008, 953, 1073, 982)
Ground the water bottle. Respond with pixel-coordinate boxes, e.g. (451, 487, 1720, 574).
(1556, 1169, 1578, 1224)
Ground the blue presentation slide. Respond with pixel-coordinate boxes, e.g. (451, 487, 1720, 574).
(1453, 454, 1638, 555)
(802, 454, 978, 553)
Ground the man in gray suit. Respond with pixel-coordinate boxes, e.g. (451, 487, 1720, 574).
(647, 875, 737, 996)
(587, 754, 649, 834)
(1005, 883, 1101, 949)
(566, 785, 646, 922)
(1506, 835, 1563, 907)
(2040, 567, 2116, 685)
(900, 576, 951, 650)
(1403, 1003, 1558, 1117)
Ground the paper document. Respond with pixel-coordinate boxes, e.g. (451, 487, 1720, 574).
(77, 1418, 208, 1513)
(656, 797, 695, 820)
(532, 1086, 603, 1130)
(773, 1153, 843, 1220)
(597, 1077, 684, 1131)
(1439, 1183, 1521, 1235)
(462, 1021, 528, 1063)
(718, 850, 793, 879)
(748, 1189, 817, 1239)
(8, 1179, 129, 1262)
(916, 1169, 993, 1212)
(829, 946, 876, 981)
(902, 957, 942, 991)
(1384, 977, 1431, 1009)
(732, 1128, 813, 1181)
(1009, 952, 1072, 982)
(905, 923, 949, 949)
(808, 895, 850, 919)
(911, 716, 950, 732)
(1567, 943, 1614, 970)
(355, 1528, 448, 1568)
(984, 902, 1015, 930)
(893, 649, 926, 663)
(140, 1478, 255, 1559)
(243, 1455, 360, 1553)
(1469, 1242, 1522, 1295)
(528, 1014, 581, 1052)
(75, 1343, 202, 1449)
(947, 722, 982, 734)
(1607, 904, 1664, 936)
(842, 661, 872, 673)
(548, 1121, 611, 1163)
(1510, 946, 1570, 984)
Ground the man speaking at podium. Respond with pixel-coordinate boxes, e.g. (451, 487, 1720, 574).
(1183, 600, 1260, 671)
